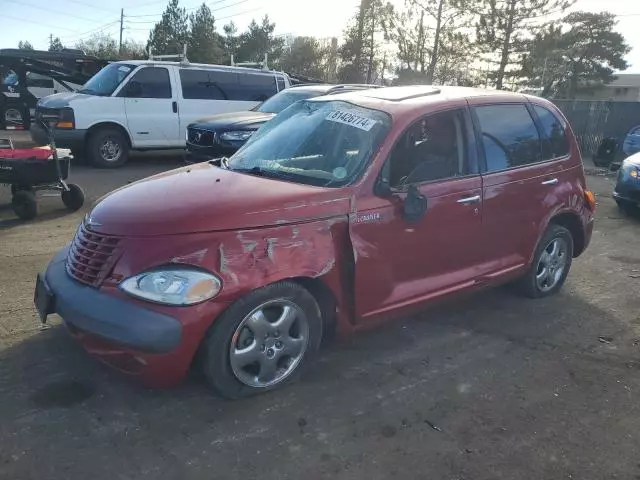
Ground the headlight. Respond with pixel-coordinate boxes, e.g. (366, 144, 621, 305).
(119, 267, 222, 305)
(220, 130, 254, 142)
(630, 167, 639, 178)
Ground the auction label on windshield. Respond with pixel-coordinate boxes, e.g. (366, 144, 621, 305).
(326, 109, 377, 131)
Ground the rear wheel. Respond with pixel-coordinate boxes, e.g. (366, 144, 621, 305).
(201, 281, 323, 399)
(61, 183, 85, 211)
(88, 127, 129, 168)
(12, 190, 38, 220)
(517, 225, 573, 299)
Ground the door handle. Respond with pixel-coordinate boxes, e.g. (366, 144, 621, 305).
(172, 101, 178, 113)
(541, 178, 558, 185)
(457, 195, 481, 204)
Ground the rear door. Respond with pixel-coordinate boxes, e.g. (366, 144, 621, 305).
(470, 101, 568, 276)
(121, 66, 180, 148)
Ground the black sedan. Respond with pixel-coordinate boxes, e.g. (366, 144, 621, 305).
(184, 83, 377, 163)
(613, 152, 640, 212)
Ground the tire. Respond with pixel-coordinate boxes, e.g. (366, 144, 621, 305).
(517, 224, 574, 299)
(2, 103, 26, 130)
(87, 127, 129, 168)
(61, 184, 85, 211)
(12, 190, 38, 220)
(201, 281, 324, 399)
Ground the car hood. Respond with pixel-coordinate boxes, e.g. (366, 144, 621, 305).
(624, 152, 640, 167)
(190, 111, 275, 131)
(37, 92, 92, 108)
(87, 162, 351, 236)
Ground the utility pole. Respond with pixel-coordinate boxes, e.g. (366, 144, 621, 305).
(119, 8, 124, 56)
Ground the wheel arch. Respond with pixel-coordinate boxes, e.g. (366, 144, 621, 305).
(290, 276, 339, 342)
(86, 121, 132, 148)
(548, 212, 585, 257)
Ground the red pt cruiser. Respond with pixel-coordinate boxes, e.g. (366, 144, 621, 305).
(35, 86, 595, 398)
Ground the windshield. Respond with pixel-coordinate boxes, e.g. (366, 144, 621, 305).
(256, 89, 324, 114)
(228, 100, 391, 187)
(77, 63, 134, 96)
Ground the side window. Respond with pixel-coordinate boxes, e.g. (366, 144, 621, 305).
(124, 67, 172, 99)
(26, 72, 54, 89)
(533, 105, 570, 159)
(388, 109, 468, 187)
(276, 76, 286, 91)
(475, 104, 543, 172)
(180, 69, 237, 100)
(236, 73, 277, 101)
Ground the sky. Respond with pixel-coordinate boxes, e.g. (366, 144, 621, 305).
(1, 0, 639, 72)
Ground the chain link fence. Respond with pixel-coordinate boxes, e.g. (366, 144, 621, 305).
(552, 100, 640, 160)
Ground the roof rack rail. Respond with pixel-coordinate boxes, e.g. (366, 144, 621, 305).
(148, 44, 189, 65)
(230, 53, 271, 71)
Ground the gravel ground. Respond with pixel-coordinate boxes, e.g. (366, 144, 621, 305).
(1, 131, 640, 480)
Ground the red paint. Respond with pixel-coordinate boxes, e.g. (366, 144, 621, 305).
(66, 87, 594, 386)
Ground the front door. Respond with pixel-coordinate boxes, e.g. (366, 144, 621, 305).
(122, 66, 180, 148)
(351, 108, 485, 320)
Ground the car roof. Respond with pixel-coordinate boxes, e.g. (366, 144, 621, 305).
(313, 85, 531, 118)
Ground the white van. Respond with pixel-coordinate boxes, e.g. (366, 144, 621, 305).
(30, 60, 291, 167)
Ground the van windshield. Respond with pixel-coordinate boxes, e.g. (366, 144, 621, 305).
(77, 63, 134, 96)
(228, 100, 391, 187)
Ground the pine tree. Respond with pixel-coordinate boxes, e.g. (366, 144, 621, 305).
(188, 3, 224, 64)
(146, 0, 189, 57)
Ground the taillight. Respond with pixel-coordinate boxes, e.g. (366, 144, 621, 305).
(584, 190, 596, 211)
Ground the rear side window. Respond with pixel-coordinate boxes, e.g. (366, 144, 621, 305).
(124, 67, 171, 98)
(180, 69, 276, 101)
(276, 76, 286, 91)
(475, 104, 543, 172)
(533, 105, 570, 158)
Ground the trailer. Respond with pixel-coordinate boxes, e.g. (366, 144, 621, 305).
(0, 49, 108, 130)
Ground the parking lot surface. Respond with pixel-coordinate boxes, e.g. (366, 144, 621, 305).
(1, 137, 640, 479)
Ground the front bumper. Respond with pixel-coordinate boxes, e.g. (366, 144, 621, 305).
(38, 247, 200, 387)
(30, 123, 86, 149)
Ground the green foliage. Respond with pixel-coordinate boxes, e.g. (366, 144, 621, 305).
(75, 33, 118, 59)
(146, 0, 189, 56)
(521, 11, 631, 98)
(188, 3, 224, 64)
(17, 41, 33, 50)
(48, 36, 64, 52)
(474, 0, 575, 89)
(280, 36, 328, 79)
(234, 15, 285, 66)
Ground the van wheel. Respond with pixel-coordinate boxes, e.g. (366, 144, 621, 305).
(201, 281, 323, 399)
(518, 225, 573, 299)
(88, 127, 129, 168)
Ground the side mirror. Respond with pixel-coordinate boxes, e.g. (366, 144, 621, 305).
(374, 177, 393, 197)
(402, 185, 427, 223)
(126, 80, 143, 98)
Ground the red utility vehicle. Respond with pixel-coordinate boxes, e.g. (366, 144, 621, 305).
(35, 86, 595, 398)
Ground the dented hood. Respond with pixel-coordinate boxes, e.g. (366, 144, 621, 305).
(88, 162, 350, 236)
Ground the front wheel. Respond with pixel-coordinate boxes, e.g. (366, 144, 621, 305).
(88, 127, 129, 168)
(200, 281, 324, 399)
(61, 184, 85, 211)
(518, 225, 573, 299)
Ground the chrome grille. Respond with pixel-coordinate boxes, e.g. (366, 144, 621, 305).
(66, 224, 121, 287)
(187, 128, 215, 146)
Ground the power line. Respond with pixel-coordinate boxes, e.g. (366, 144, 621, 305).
(14, 0, 109, 23)
(124, 0, 251, 18)
(1, 13, 78, 32)
(58, 21, 121, 42)
(64, 0, 119, 13)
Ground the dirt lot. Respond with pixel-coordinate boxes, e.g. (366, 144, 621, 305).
(2, 131, 640, 480)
